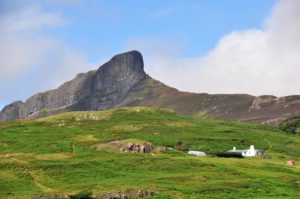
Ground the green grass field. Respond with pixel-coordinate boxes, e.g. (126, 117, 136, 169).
(1, 107, 300, 198)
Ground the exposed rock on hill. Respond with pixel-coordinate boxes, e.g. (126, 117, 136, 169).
(99, 189, 156, 199)
(121, 142, 153, 153)
(1, 50, 300, 124)
(98, 140, 153, 154)
(0, 101, 24, 122)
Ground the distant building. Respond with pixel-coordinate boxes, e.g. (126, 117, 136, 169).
(228, 145, 264, 157)
(287, 160, 296, 166)
(188, 151, 207, 156)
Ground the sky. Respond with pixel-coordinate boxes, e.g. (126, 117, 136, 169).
(1, 0, 299, 110)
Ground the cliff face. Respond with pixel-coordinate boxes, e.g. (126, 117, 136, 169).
(0, 101, 25, 122)
(1, 50, 300, 125)
(87, 50, 145, 110)
(0, 51, 146, 121)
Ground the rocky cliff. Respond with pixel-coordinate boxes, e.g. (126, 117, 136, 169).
(0, 50, 146, 121)
(1, 50, 300, 125)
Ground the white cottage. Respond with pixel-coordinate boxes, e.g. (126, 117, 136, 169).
(228, 145, 264, 157)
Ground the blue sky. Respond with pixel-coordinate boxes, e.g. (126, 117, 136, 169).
(34, 0, 276, 60)
(1, 0, 300, 110)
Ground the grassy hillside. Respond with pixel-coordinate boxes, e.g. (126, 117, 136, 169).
(1, 107, 300, 198)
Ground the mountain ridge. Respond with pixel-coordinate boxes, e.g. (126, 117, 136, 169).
(1, 50, 300, 124)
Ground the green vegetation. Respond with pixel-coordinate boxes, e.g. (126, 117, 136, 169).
(0, 107, 300, 198)
(279, 116, 300, 135)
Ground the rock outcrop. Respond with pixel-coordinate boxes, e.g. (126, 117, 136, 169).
(1, 50, 300, 125)
(108, 140, 153, 154)
(121, 142, 153, 153)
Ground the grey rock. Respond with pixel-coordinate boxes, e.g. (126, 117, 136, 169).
(88, 50, 145, 110)
(0, 101, 24, 122)
(0, 50, 146, 121)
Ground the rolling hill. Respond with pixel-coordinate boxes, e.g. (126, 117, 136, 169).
(1, 107, 300, 198)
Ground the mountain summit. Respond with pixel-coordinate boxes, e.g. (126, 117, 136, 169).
(1, 51, 300, 124)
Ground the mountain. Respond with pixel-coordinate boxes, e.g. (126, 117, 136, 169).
(1, 50, 300, 124)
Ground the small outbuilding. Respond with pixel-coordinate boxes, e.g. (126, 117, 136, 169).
(188, 151, 207, 156)
(287, 160, 296, 166)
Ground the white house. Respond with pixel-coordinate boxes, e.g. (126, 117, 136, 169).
(228, 145, 264, 157)
(188, 151, 207, 156)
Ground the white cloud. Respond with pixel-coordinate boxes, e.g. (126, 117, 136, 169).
(0, 5, 62, 78)
(1, 5, 67, 32)
(0, 4, 94, 105)
(128, 0, 300, 97)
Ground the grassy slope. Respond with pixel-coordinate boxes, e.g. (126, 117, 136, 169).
(1, 107, 300, 198)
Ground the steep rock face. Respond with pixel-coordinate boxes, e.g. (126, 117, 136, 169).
(22, 70, 96, 118)
(0, 101, 24, 122)
(67, 50, 146, 111)
(0, 51, 146, 121)
(89, 50, 145, 110)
